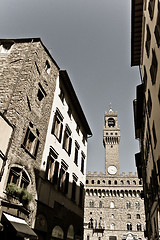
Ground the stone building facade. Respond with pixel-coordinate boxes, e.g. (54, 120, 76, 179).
(0, 38, 92, 240)
(131, 0, 160, 239)
(84, 108, 145, 240)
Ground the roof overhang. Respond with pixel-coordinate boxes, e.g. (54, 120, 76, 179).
(131, 0, 143, 66)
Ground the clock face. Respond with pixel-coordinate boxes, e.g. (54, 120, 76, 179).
(108, 165, 117, 175)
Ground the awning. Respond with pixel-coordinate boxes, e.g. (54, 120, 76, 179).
(2, 212, 38, 239)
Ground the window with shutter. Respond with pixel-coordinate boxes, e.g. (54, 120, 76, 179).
(51, 109, 63, 143)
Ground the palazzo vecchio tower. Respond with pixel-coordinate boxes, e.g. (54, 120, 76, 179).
(83, 107, 145, 240)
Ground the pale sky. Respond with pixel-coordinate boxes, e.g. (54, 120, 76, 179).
(0, 0, 140, 174)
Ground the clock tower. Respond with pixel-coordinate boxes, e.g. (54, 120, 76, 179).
(103, 106, 120, 175)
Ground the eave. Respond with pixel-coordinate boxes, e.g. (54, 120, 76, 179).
(131, 0, 143, 66)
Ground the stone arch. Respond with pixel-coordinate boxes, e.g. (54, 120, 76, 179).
(67, 225, 74, 239)
(52, 226, 64, 239)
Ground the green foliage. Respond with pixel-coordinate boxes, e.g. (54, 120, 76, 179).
(6, 183, 32, 205)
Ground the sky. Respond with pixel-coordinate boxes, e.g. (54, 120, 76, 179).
(0, 0, 141, 174)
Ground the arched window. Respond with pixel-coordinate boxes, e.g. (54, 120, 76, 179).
(7, 166, 30, 189)
(126, 202, 131, 209)
(133, 180, 136, 185)
(127, 223, 132, 231)
(120, 180, 124, 185)
(127, 180, 130, 185)
(108, 180, 111, 185)
(97, 180, 100, 184)
(137, 223, 142, 231)
(110, 202, 115, 208)
(67, 225, 74, 239)
(127, 214, 131, 219)
(114, 180, 117, 185)
(52, 226, 64, 239)
(86, 180, 89, 184)
(89, 200, 94, 208)
(136, 214, 140, 219)
(110, 223, 115, 230)
(99, 201, 102, 208)
(91, 180, 94, 184)
(87, 235, 90, 240)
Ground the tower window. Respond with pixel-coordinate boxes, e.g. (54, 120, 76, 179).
(108, 118, 115, 127)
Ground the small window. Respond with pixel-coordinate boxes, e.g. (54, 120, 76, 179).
(150, 49, 158, 85)
(110, 202, 114, 208)
(81, 152, 85, 174)
(46, 150, 57, 182)
(110, 223, 115, 230)
(114, 180, 117, 185)
(58, 166, 69, 194)
(127, 223, 132, 231)
(135, 201, 140, 210)
(22, 126, 39, 158)
(137, 223, 142, 231)
(63, 126, 72, 156)
(99, 201, 102, 208)
(45, 60, 51, 74)
(86, 180, 89, 184)
(108, 118, 115, 127)
(120, 180, 124, 185)
(133, 180, 136, 185)
(87, 235, 90, 240)
(145, 25, 151, 57)
(102, 180, 105, 184)
(137, 214, 141, 219)
(51, 109, 63, 143)
(127, 180, 130, 185)
(37, 83, 47, 101)
(108, 180, 111, 185)
(126, 202, 131, 209)
(74, 142, 79, 166)
(97, 180, 100, 184)
(127, 214, 131, 219)
(91, 180, 94, 184)
(89, 200, 94, 208)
